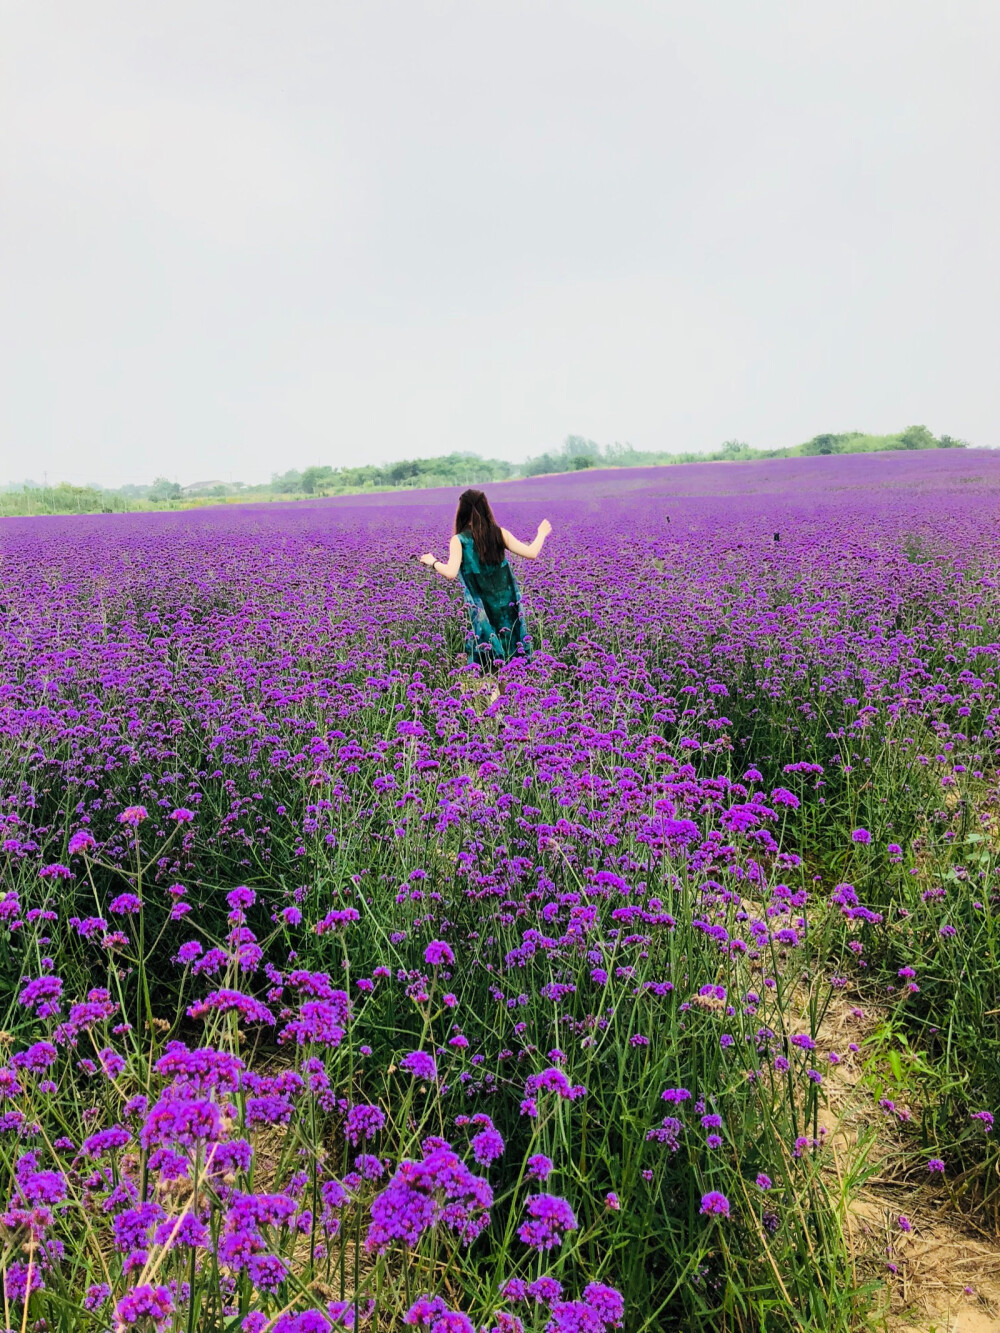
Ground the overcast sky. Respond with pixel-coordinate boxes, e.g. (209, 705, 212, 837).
(2, 1, 998, 488)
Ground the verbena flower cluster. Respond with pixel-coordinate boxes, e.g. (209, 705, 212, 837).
(0, 452, 998, 1330)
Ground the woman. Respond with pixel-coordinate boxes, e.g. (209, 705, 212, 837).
(420, 489, 552, 669)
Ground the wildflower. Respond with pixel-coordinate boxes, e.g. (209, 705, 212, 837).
(115, 1283, 173, 1325)
(583, 1283, 625, 1326)
(897, 1215, 912, 1232)
(366, 1148, 492, 1251)
(527, 1276, 563, 1302)
(851, 828, 871, 844)
(927, 1158, 945, 1173)
(187, 988, 275, 1025)
(400, 1050, 437, 1081)
(80, 1125, 132, 1158)
(424, 940, 455, 967)
(247, 1253, 289, 1291)
(280, 1001, 346, 1047)
(527, 1153, 554, 1180)
(110, 893, 142, 915)
(84, 1283, 110, 1310)
(699, 1191, 730, 1217)
(517, 1193, 578, 1250)
(770, 787, 799, 808)
(39, 862, 73, 880)
(756, 1173, 772, 1190)
(471, 1127, 505, 1165)
(140, 1097, 223, 1149)
(117, 806, 149, 826)
(315, 907, 361, 934)
(404, 1296, 474, 1332)
(524, 1067, 581, 1100)
(19, 975, 63, 1018)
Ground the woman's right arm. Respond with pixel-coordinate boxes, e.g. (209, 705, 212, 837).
(502, 519, 552, 559)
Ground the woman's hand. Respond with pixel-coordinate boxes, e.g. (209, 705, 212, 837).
(537, 519, 552, 539)
(419, 553, 437, 567)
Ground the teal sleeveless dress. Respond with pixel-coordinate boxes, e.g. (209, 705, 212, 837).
(456, 529, 533, 668)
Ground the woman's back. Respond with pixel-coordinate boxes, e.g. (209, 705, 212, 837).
(417, 490, 550, 668)
(457, 529, 523, 647)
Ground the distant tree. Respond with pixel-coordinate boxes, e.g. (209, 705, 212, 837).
(300, 466, 335, 494)
(803, 433, 840, 456)
(562, 435, 602, 461)
(717, 440, 753, 460)
(148, 477, 181, 501)
(522, 451, 559, 478)
(937, 434, 968, 449)
(900, 424, 936, 451)
(270, 469, 304, 493)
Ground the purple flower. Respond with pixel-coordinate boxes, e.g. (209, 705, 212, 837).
(247, 1253, 289, 1291)
(344, 1103, 386, 1144)
(699, 1191, 730, 1217)
(280, 1000, 345, 1047)
(583, 1282, 625, 1326)
(19, 975, 63, 1018)
(660, 1087, 691, 1103)
(404, 1295, 474, 1332)
(400, 1050, 437, 1081)
(187, 988, 275, 1025)
(527, 1153, 554, 1180)
(80, 1125, 131, 1158)
(524, 1067, 575, 1099)
(315, 907, 361, 934)
(927, 1158, 945, 1173)
(39, 862, 74, 880)
(527, 1276, 563, 1303)
(84, 1282, 110, 1310)
(110, 893, 142, 916)
(117, 805, 148, 826)
(470, 1127, 505, 1165)
(424, 940, 455, 967)
(851, 828, 871, 844)
(517, 1193, 578, 1250)
(140, 1097, 223, 1149)
(366, 1148, 492, 1252)
(115, 1283, 173, 1325)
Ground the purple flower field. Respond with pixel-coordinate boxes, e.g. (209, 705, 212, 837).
(1, 450, 999, 1331)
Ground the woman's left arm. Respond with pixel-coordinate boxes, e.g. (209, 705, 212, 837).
(419, 534, 462, 581)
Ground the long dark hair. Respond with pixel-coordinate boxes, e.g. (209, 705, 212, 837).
(455, 488, 505, 566)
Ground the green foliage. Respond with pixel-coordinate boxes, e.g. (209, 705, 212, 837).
(148, 476, 182, 501)
(2, 429, 972, 517)
(0, 484, 136, 516)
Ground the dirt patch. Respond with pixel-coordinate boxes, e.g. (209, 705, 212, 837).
(794, 990, 1000, 1332)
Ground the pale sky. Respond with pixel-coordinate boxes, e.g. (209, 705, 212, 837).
(2, 1, 998, 488)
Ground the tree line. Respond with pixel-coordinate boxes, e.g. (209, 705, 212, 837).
(0, 427, 971, 515)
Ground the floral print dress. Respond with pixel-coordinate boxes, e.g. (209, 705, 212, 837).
(456, 530, 532, 668)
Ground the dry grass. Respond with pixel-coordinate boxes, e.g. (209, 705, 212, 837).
(785, 988, 1000, 1332)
